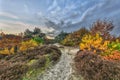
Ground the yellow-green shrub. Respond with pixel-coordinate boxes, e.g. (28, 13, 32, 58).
(0, 48, 10, 54)
(0, 47, 17, 54)
(80, 33, 110, 54)
(108, 39, 120, 51)
(19, 40, 39, 52)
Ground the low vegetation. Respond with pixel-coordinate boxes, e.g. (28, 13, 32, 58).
(73, 20, 120, 80)
(0, 27, 62, 80)
(74, 51, 120, 80)
(0, 27, 47, 55)
(61, 27, 89, 46)
(0, 20, 120, 80)
(0, 45, 61, 80)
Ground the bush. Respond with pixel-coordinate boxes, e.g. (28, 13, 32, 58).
(74, 51, 120, 80)
(19, 40, 38, 52)
(0, 48, 10, 54)
(0, 45, 62, 80)
(79, 33, 120, 60)
(103, 51, 120, 61)
(108, 40, 120, 51)
(55, 31, 69, 43)
(0, 62, 28, 80)
(61, 27, 89, 46)
(80, 33, 110, 54)
(32, 37, 44, 44)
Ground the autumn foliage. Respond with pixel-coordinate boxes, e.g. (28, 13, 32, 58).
(0, 28, 46, 55)
(103, 51, 120, 61)
(79, 20, 120, 61)
(61, 27, 89, 46)
(0, 34, 22, 49)
(80, 33, 110, 53)
(74, 21, 120, 79)
(19, 39, 39, 52)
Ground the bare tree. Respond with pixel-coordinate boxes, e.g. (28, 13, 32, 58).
(90, 20, 114, 40)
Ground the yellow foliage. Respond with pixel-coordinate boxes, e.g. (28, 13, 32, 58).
(0, 48, 10, 54)
(19, 40, 38, 51)
(10, 47, 15, 54)
(0, 47, 16, 54)
(80, 33, 110, 53)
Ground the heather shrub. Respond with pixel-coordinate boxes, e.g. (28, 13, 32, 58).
(74, 51, 120, 80)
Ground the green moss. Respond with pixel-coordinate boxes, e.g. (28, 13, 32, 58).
(22, 68, 45, 80)
(22, 55, 51, 80)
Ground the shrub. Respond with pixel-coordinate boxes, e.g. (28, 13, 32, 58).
(55, 31, 69, 43)
(32, 37, 44, 44)
(61, 27, 89, 46)
(80, 33, 110, 54)
(0, 48, 10, 54)
(108, 39, 120, 51)
(61, 34, 75, 46)
(0, 46, 18, 54)
(19, 40, 38, 52)
(103, 51, 120, 61)
(74, 51, 120, 80)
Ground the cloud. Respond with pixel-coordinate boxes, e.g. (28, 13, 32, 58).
(0, 20, 55, 34)
(0, 12, 19, 19)
(72, 0, 113, 23)
(47, 0, 58, 11)
(71, 2, 105, 24)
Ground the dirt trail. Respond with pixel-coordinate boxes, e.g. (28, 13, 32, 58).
(37, 47, 81, 80)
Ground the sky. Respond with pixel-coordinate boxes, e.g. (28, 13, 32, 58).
(0, 0, 120, 36)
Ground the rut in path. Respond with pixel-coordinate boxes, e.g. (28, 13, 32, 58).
(37, 48, 79, 80)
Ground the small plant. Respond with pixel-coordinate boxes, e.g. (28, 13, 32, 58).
(32, 37, 44, 44)
(0, 48, 10, 54)
(108, 39, 120, 51)
(10, 47, 15, 54)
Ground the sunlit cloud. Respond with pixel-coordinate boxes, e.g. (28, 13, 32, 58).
(0, 12, 19, 19)
(0, 20, 55, 34)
